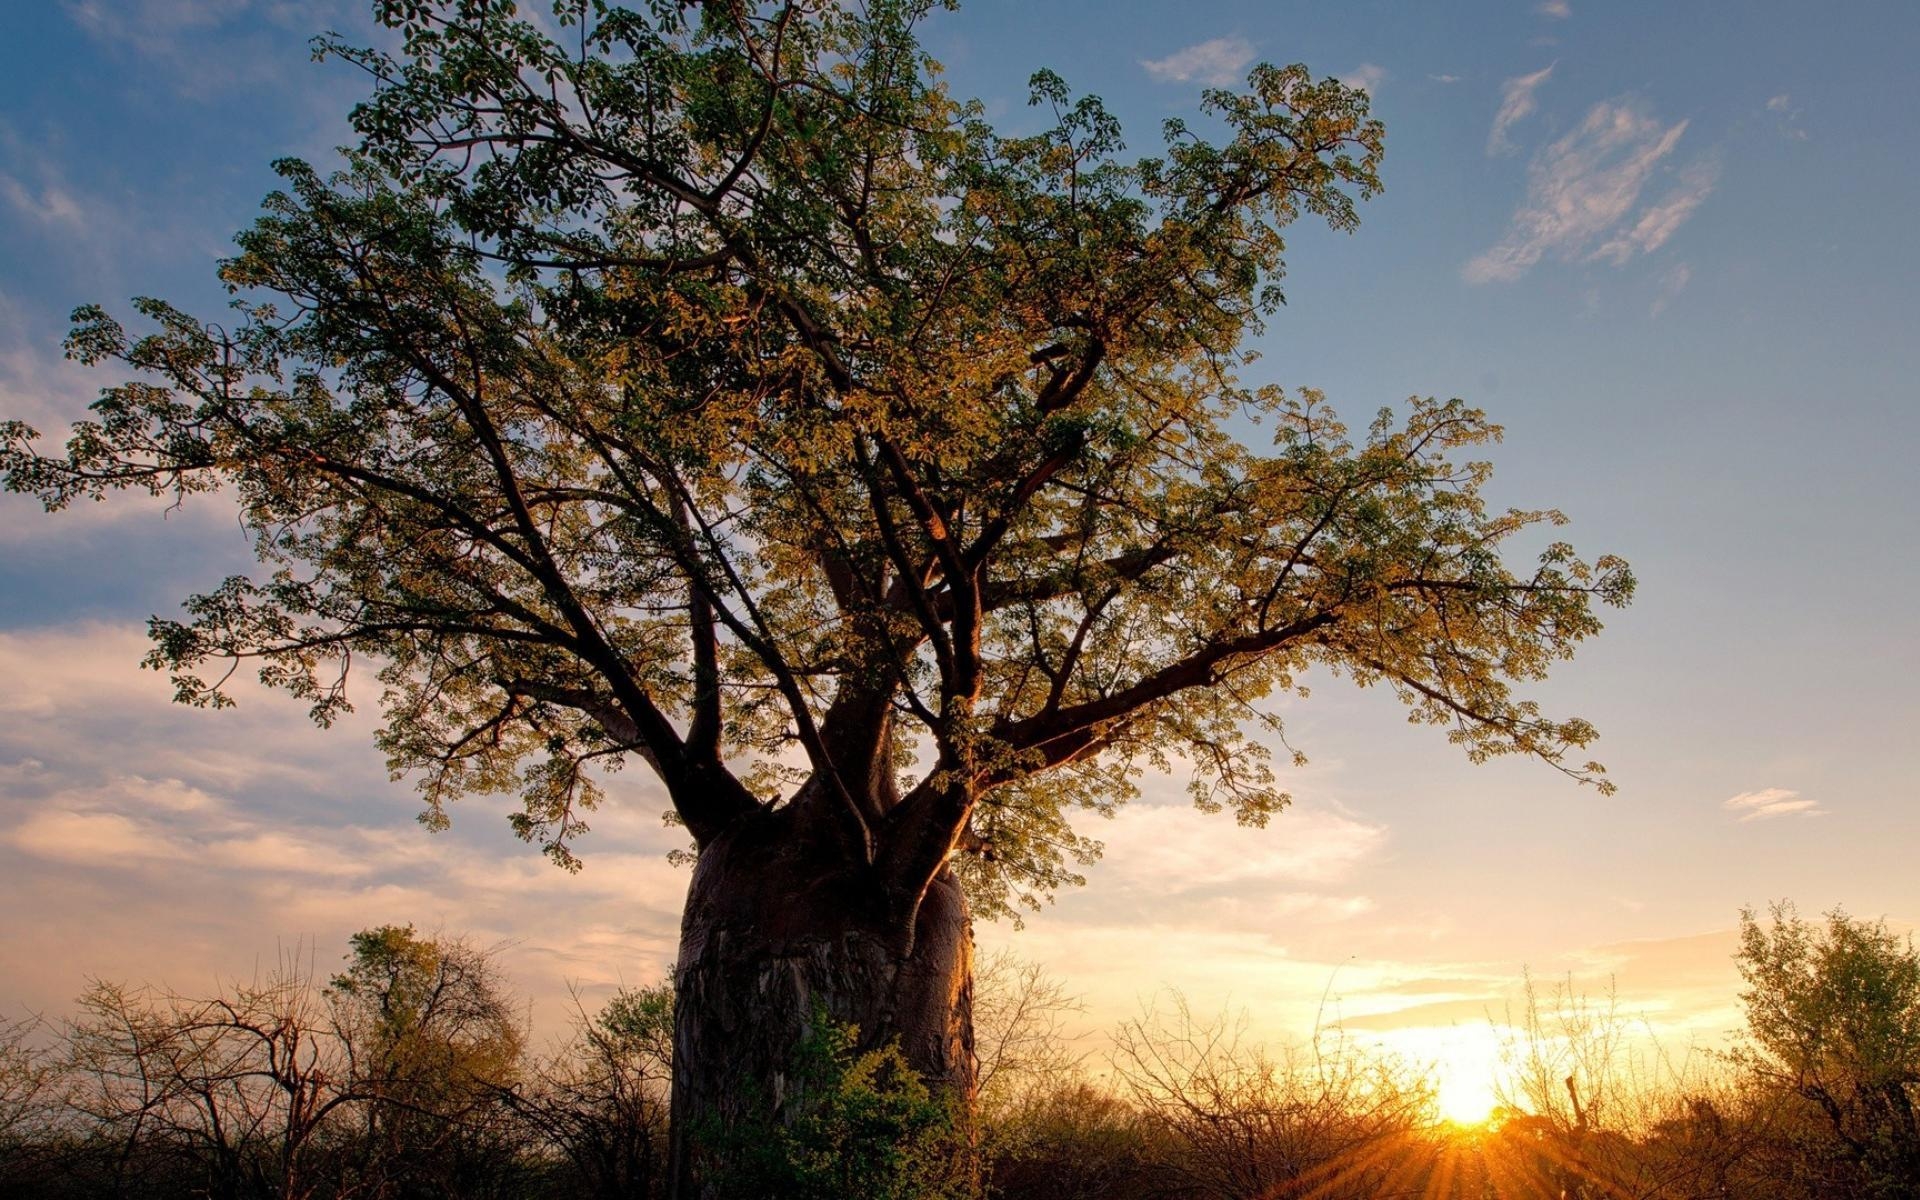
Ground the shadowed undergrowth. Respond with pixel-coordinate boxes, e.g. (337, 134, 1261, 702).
(1, 905, 1913, 1199)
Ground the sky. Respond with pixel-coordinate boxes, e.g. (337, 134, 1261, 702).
(3, 0, 1918, 1120)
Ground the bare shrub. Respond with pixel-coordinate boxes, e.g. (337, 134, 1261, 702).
(504, 983, 674, 1199)
(1484, 973, 1776, 1200)
(1109, 992, 1433, 1199)
(972, 950, 1087, 1119)
(986, 1081, 1151, 1200)
(0, 1012, 65, 1192)
(63, 957, 350, 1200)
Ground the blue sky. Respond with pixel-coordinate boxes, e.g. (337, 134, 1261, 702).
(3, 0, 1918, 1099)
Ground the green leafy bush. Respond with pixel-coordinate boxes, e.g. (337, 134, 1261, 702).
(710, 1008, 975, 1200)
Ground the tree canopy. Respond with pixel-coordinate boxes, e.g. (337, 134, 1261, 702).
(0, 0, 1631, 924)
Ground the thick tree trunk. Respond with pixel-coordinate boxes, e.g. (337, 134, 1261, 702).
(666, 804, 975, 1198)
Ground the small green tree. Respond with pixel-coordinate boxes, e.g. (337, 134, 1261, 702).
(1735, 902, 1920, 1196)
(326, 925, 528, 1196)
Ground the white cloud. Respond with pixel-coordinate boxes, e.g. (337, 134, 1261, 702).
(1465, 98, 1703, 283)
(62, 0, 325, 45)
(9, 806, 193, 865)
(1429, 73, 1463, 85)
(0, 126, 117, 269)
(1141, 36, 1256, 87)
(0, 121, 236, 302)
(3, 772, 408, 878)
(1342, 63, 1389, 96)
(1722, 787, 1824, 822)
(1766, 93, 1791, 113)
(1487, 64, 1555, 156)
(1536, 0, 1572, 17)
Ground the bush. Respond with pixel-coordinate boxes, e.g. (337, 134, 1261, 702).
(1735, 903, 1920, 1198)
(707, 1008, 976, 1200)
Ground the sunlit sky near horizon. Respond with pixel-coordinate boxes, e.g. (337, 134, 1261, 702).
(3, 0, 1918, 1111)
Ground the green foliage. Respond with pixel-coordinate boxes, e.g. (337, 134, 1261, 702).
(711, 1010, 974, 1200)
(596, 982, 676, 1067)
(1737, 904, 1920, 1090)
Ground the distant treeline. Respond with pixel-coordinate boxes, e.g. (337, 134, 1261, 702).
(0, 903, 1914, 1199)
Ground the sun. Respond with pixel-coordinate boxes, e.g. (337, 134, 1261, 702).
(1434, 1068, 1499, 1127)
(1363, 1024, 1506, 1127)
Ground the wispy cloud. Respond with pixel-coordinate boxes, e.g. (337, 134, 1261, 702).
(0, 291, 109, 432)
(1465, 98, 1708, 284)
(1536, 0, 1572, 18)
(1722, 787, 1825, 822)
(0, 125, 111, 253)
(1141, 36, 1256, 87)
(1429, 73, 1463, 85)
(6, 773, 388, 878)
(1766, 93, 1810, 141)
(0, 174, 84, 230)
(1094, 802, 1386, 890)
(1649, 262, 1692, 317)
(1342, 63, 1389, 96)
(0, 623, 689, 1031)
(64, 0, 250, 58)
(62, 0, 354, 98)
(64, 0, 248, 35)
(1592, 155, 1720, 265)
(0, 121, 238, 299)
(1487, 64, 1555, 156)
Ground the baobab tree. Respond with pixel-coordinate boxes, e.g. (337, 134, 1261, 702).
(1, 0, 1631, 1190)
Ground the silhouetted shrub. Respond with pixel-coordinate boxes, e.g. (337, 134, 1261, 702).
(8, 912, 1919, 1199)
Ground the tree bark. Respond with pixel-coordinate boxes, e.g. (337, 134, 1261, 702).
(667, 803, 976, 1198)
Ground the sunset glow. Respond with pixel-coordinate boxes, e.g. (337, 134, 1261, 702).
(3, 1, 1920, 1195)
(1365, 1023, 1509, 1127)
(1435, 1072, 1501, 1128)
